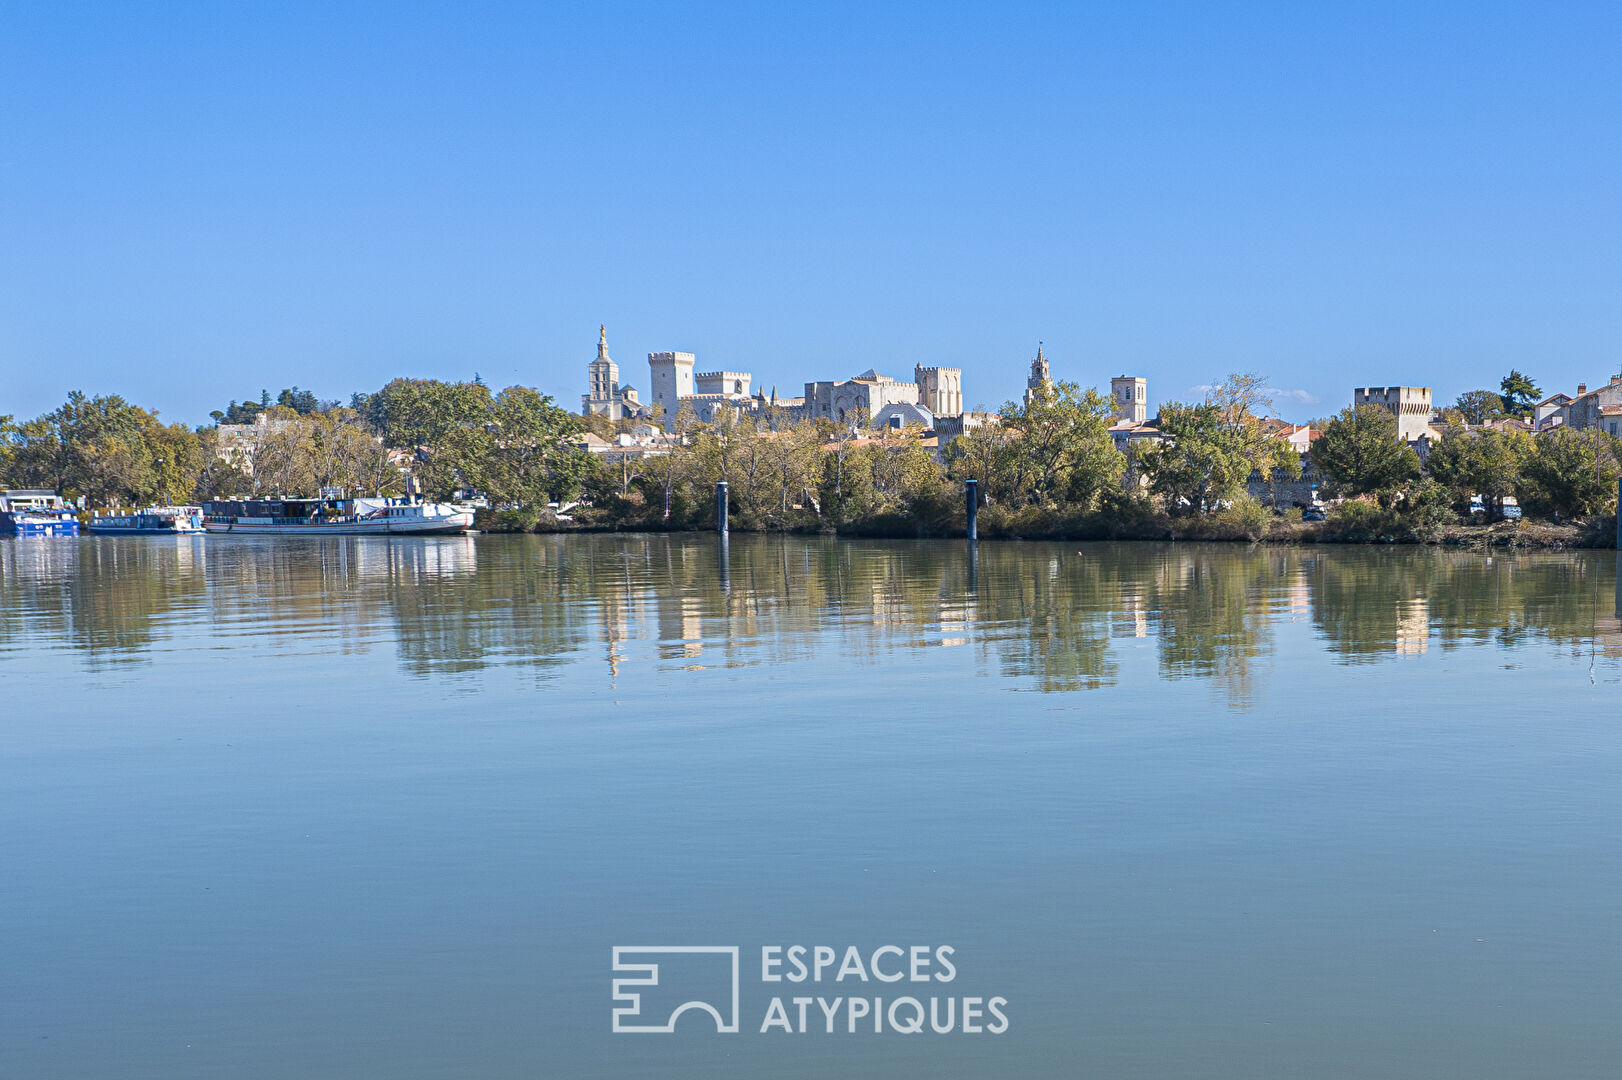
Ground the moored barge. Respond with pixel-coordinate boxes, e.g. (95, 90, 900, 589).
(87, 506, 205, 535)
(0, 490, 80, 537)
(202, 497, 473, 535)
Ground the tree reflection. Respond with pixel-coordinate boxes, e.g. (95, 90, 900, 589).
(1, 535, 1617, 698)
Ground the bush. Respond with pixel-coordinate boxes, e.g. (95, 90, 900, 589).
(1392, 480, 1457, 542)
(1211, 494, 1269, 541)
(1321, 498, 1392, 542)
(1164, 494, 1270, 541)
(476, 507, 541, 533)
(1318, 484, 1457, 543)
(1579, 514, 1618, 549)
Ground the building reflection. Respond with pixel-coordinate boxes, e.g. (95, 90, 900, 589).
(1, 534, 1618, 699)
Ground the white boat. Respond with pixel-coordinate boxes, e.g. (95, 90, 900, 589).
(201, 497, 473, 535)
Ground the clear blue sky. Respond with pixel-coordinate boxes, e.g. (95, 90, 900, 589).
(4, 1, 1620, 426)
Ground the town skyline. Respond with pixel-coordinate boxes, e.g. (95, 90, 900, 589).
(9, 317, 1621, 433)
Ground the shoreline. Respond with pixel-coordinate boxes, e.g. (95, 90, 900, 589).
(483, 517, 1615, 551)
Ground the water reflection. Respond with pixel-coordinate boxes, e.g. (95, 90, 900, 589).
(1, 535, 1618, 699)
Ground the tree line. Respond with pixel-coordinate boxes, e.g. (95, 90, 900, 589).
(587, 369, 1618, 542)
(3, 369, 1617, 543)
(0, 379, 593, 512)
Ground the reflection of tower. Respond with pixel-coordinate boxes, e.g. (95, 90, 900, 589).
(1024, 343, 1052, 406)
(680, 596, 704, 659)
(1116, 589, 1149, 638)
(649, 351, 696, 426)
(1396, 596, 1429, 655)
(1284, 566, 1310, 620)
(601, 586, 627, 684)
(1111, 375, 1148, 423)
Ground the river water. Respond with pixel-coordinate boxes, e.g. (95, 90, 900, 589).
(2, 534, 1619, 1078)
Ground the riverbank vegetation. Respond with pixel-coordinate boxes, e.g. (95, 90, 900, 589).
(3, 371, 1618, 546)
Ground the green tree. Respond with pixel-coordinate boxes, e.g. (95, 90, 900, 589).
(869, 427, 947, 510)
(483, 386, 592, 507)
(0, 414, 17, 483)
(46, 392, 157, 505)
(1207, 370, 1288, 499)
(944, 420, 1016, 504)
(1498, 369, 1542, 418)
(1453, 390, 1505, 426)
(1208, 370, 1274, 429)
(756, 423, 823, 522)
(140, 422, 207, 505)
(1, 392, 213, 507)
(363, 378, 496, 498)
(365, 377, 493, 450)
(248, 407, 317, 496)
(1259, 435, 1303, 506)
(1137, 401, 1254, 515)
(194, 428, 254, 499)
(276, 387, 322, 414)
(1425, 425, 1532, 520)
(628, 443, 699, 525)
(1311, 404, 1420, 495)
(295, 409, 403, 497)
(820, 421, 872, 524)
(210, 398, 264, 425)
(1516, 428, 1619, 520)
(1001, 381, 1124, 509)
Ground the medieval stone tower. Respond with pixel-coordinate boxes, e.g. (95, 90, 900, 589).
(1111, 375, 1148, 423)
(648, 351, 696, 426)
(914, 365, 963, 417)
(581, 325, 620, 417)
(1024, 344, 1052, 406)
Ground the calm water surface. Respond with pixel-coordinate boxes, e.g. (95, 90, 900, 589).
(2, 534, 1619, 1078)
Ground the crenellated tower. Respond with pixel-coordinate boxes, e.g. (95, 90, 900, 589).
(648, 351, 697, 425)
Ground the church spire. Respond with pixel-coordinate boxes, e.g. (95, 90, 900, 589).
(597, 324, 610, 362)
(1025, 339, 1053, 406)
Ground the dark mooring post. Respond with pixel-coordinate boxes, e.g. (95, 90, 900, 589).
(1616, 477, 1621, 552)
(965, 479, 979, 541)
(716, 480, 729, 535)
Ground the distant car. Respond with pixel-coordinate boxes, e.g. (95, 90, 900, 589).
(1503, 503, 1522, 519)
(1302, 507, 1327, 522)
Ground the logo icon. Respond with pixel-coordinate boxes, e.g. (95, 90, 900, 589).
(611, 946, 740, 1033)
